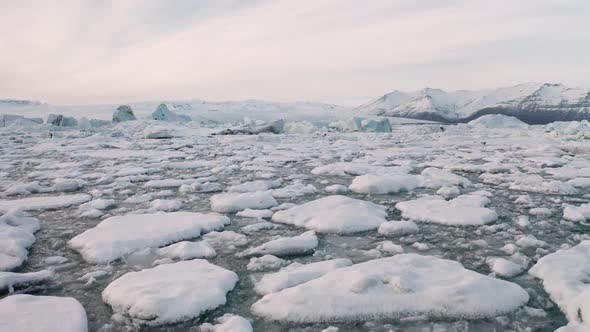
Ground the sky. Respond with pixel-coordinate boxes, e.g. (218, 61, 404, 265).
(1, 0, 589, 106)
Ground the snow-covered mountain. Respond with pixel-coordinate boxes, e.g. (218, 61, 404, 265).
(357, 83, 590, 124)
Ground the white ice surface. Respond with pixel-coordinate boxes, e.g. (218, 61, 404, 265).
(255, 258, 353, 295)
(0, 211, 40, 271)
(210, 191, 278, 213)
(102, 260, 238, 325)
(200, 314, 253, 332)
(252, 254, 529, 322)
(529, 241, 590, 331)
(0, 294, 88, 332)
(395, 194, 497, 226)
(239, 231, 318, 257)
(69, 212, 229, 263)
(0, 194, 91, 212)
(272, 195, 387, 233)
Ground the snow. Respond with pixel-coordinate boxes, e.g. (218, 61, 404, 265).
(44, 256, 68, 265)
(157, 241, 217, 259)
(563, 203, 590, 222)
(420, 167, 471, 188)
(468, 115, 528, 128)
(325, 184, 350, 194)
(375, 241, 404, 254)
(0, 294, 88, 332)
(0, 270, 54, 292)
(255, 258, 353, 295)
(247, 255, 287, 271)
(227, 179, 282, 193)
(239, 231, 318, 257)
(487, 258, 524, 278)
(69, 212, 229, 263)
(200, 314, 253, 332)
(210, 191, 278, 213)
(242, 222, 279, 233)
(515, 235, 547, 249)
(150, 199, 183, 211)
(395, 194, 498, 226)
(437, 186, 460, 198)
(251, 254, 529, 322)
(529, 241, 590, 331)
(0, 211, 40, 271)
(349, 174, 420, 194)
(216, 119, 285, 135)
(271, 182, 318, 198)
(509, 175, 578, 195)
(357, 82, 590, 123)
(0, 193, 91, 212)
(102, 260, 238, 325)
(271, 195, 387, 233)
(311, 162, 409, 177)
(236, 208, 274, 219)
(203, 231, 249, 248)
(78, 198, 115, 211)
(377, 220, 419, 236)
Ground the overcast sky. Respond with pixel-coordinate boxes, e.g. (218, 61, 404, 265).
(1, 0, 589, 105)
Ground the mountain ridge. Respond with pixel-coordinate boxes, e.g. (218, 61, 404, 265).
(357, 83, 590, 124)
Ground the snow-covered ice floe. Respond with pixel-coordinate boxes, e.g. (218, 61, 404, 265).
(200, 314, 253, 332)
(349, 174, 420, 194)
(254, 258, 353, 295)
(395, 194, 497, 226)
(69, 212, 229, 263)
(0, 269, 54, 292)
(210, 191, 278, 213)
(529, 241, 590, 331)
(0, 210, 40, 271)
(271, 195, 387, 233)
(0, 193, 91, 212)
(0, 294, 88, 332)
(102, 260, 237, 325)
(239, 231, 318, 257)
(252, 254, 529, 322)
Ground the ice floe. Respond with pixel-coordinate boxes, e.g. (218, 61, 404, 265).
(239, 231, 318, 257)
(69, 212, 229, 263)
(378, 220, 419, 236)
(395, 194, 498, 226)
(102, 260, 237, 325)
(529, 241, 590, 331)
(210, 191, 278, 213)
(0, 211, 40, 271)
(200, 314, 253, 332)
(272, 195, 387, 233)
(252, 254, 529, 322)
(254, 258, 353, 295)
(0, 294, 88, 332)
(0, 193, 91, 212)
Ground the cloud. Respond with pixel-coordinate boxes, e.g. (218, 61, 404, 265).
(0, 0, 589, 104)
